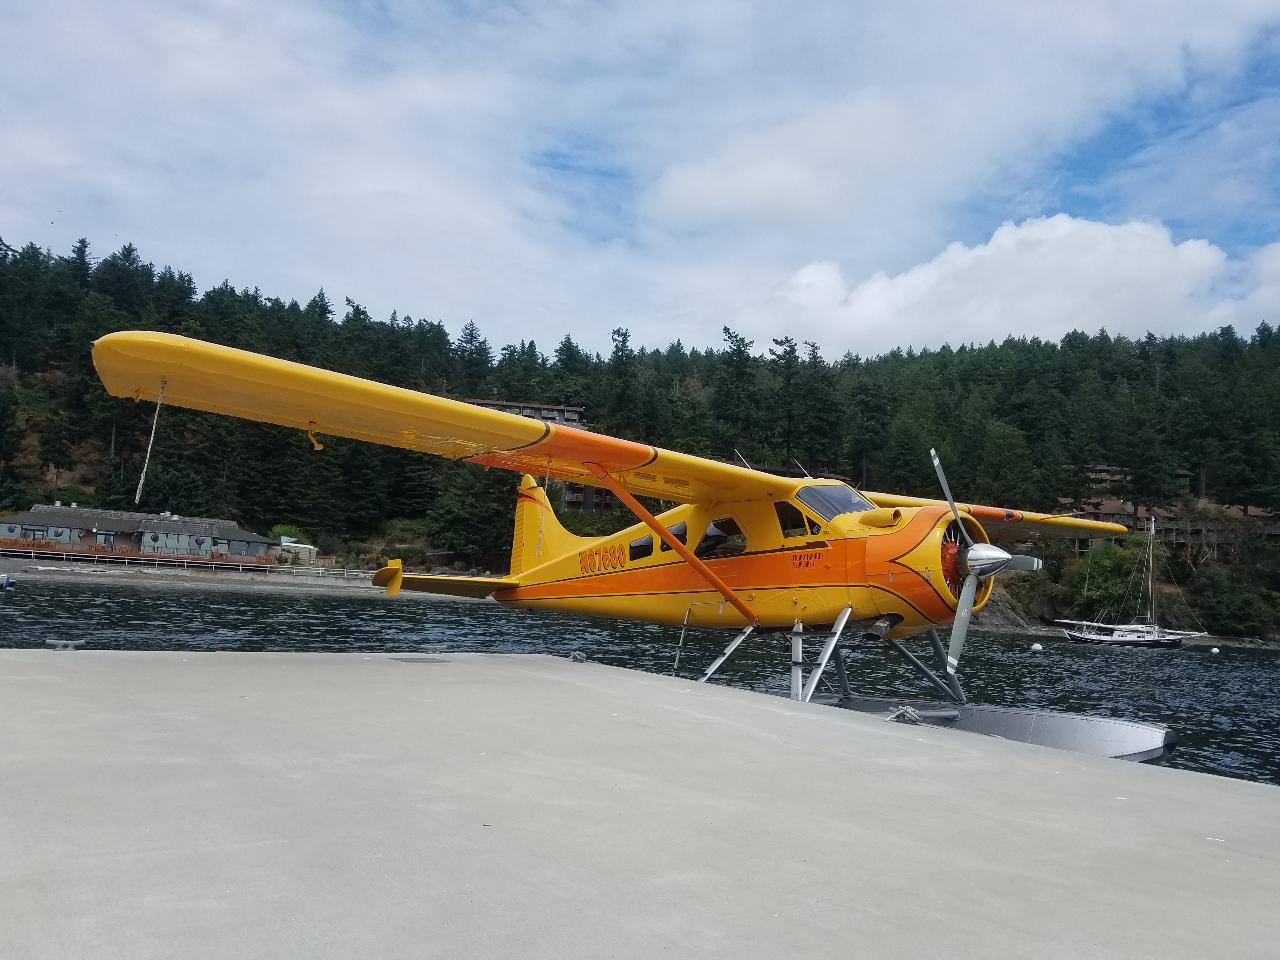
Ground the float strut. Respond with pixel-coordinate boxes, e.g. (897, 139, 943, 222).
(832, 643, 852, 698)
(927, 629, 967, 704)
(802, 606, 853, 702)
(885, 637, 963, 704)
(790, 621, 804, 700)
(698, 624, 755, 684)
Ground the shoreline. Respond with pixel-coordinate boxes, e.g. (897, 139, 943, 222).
(4, 556, 1271, 650)
(0, 556, 438, 598)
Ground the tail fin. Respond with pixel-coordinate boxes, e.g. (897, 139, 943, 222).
(510, 475, 590, 576)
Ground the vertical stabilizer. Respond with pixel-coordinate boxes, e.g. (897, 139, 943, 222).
(510, 475, 589, 576)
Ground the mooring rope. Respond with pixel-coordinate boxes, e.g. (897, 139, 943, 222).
(134, 379, 166, 505)
(535, 460, 551, 558)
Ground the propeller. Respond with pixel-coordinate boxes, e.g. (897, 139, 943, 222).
(929, 449, 1043, 696)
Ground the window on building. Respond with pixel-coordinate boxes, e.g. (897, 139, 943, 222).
(565, 411, 580, 421)
(658, 521, 688, 552)
(629, 534, 653, 562)
(795, 483, 875, 521)
(694, 518, 747, 559)
(774, 501, 819, 538)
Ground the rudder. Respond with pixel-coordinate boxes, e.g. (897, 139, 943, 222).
(510, 475, 590, 576)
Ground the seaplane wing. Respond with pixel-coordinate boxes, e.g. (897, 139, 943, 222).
(93, 331, 793, 505)
(863, 491, 1123, 539)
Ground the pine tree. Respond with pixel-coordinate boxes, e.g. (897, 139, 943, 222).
(453, 321, 494, 397)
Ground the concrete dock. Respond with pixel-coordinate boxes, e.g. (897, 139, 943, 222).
(1, 650, 1277, 958)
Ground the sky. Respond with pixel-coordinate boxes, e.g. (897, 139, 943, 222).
(3, 1, 1280, 356)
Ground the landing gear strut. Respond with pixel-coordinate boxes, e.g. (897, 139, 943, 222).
(882, 629, 967, 704)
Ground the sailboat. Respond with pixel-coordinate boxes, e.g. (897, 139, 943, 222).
(1056, 518, 1205, 649)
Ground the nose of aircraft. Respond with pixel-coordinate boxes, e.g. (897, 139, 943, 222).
(962, 542, 1013, 579)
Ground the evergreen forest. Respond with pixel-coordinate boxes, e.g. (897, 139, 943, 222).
(1, 238, 1277, 635)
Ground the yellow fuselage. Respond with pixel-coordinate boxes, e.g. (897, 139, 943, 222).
(499, 494, 991, 641)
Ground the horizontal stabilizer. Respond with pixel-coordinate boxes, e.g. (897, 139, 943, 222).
(372, 559, 516, 599)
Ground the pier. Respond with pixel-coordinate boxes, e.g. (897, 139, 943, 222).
(1, 649, 1276, 958)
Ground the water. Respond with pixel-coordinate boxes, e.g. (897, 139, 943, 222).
(4, 578, 1279, 785)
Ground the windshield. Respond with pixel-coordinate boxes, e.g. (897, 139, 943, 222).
(795, 483, 875, 521)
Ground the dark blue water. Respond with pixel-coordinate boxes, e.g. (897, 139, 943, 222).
(4, 578, 1278, 785)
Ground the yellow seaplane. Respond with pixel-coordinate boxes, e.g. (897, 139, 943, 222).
(93, 331, 1125, 706)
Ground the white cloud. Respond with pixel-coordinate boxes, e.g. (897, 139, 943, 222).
(757, 215, 1280, 354)
(1, 2, 1279, 354)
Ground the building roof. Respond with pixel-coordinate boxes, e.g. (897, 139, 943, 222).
(1058, 497, 1276, 524)
(0, 505, 276, 544)
(470, 400, 585, 412)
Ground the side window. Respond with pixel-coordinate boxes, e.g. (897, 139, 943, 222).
(694, 517, 747, 559)
(629, 534, 653, 562)
(658, 521, 688, 552)
(774, 502, 814, 538)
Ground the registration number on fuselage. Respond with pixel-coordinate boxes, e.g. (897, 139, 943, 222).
(579, 544, 627, 575)
(791, 550, 825, 569)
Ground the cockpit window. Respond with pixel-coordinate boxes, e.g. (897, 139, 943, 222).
(775, 501, 819, 538)
(795, 483, 875, 521)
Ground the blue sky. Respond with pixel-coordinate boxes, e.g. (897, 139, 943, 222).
(1049, 28, 1280, 254)
(3, 2, 1280, 353)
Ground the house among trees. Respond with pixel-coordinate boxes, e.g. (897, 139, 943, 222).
(1063, 497, 1278, 559)
(472, 399, 619, 512)
(0, 503, 277, 564)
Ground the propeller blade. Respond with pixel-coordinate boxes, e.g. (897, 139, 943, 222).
(929, 447, 973, 546)
(947, 572, 979, 675)
(1005, 554, 1043, 572)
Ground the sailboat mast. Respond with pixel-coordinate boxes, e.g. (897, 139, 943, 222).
(1149, 516, 1157, 633)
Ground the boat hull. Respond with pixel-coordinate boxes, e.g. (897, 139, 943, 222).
(1062, 630, 1182, 649)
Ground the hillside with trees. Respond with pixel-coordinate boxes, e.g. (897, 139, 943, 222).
(1, 237, 1277, 635)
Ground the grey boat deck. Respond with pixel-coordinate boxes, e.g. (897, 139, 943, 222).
(1, 650, 1277, 959)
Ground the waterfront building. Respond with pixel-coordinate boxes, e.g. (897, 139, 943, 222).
(0, 503, 277, 563)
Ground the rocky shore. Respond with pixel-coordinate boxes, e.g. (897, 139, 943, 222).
(973, 580, 1275, 650)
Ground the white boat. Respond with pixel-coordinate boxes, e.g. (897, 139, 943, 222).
(1055, 518, 1205, 649)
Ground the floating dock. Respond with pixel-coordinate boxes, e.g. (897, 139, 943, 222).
(1, 650, 1276, 958)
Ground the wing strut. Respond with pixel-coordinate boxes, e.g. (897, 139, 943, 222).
(585, 463, 759, 625)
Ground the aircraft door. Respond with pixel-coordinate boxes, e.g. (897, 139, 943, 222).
(844, 531, 867, 616)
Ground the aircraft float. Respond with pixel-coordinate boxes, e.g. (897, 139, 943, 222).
(93, 331, 1126, 706)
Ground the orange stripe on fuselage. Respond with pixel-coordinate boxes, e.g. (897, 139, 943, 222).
(500, 539, 849, 603)
(861, 506, 956, 624)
